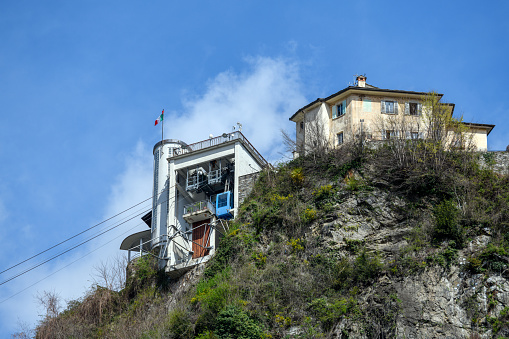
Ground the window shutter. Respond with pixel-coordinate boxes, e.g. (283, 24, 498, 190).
(381, 100, 385, 113)
(394, 101, 398, 114)
(419, 132, 424, 139)
(405, 131, 410, 139)
(382, 129, 386, 139)
(405, 102, 410, 115)
(417, 103, 422, 115)
(342, 100, 346, 115)
(332, 105, 337, 119)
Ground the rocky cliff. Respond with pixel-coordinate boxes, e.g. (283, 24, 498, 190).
(35, 145, 509, 339)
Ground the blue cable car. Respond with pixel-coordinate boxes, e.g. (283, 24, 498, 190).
(216, 191, 233, 219)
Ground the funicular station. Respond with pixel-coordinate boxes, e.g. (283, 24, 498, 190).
(120, 131, 268, 277)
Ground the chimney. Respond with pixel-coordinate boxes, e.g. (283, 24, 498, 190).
(356, 75, 366, 88)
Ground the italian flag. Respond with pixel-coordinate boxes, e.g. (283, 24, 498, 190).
(155, 109, 164, 126)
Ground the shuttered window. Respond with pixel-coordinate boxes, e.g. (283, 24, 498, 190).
(405, 102, 422, 116)
(383, 130, 399, 139)
(381, 100, 398, 114)
(337, 132, 344, 145)
(332, 100, 346, 119)
(405, 131, 421, 140)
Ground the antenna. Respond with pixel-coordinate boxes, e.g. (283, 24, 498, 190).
(236, 122, 242, 132)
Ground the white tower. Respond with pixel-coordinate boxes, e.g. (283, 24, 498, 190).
(151, 139, 188, 252)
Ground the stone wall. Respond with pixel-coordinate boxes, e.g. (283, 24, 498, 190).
(238, 171, 260, 205)
(479, 151, 509, 175)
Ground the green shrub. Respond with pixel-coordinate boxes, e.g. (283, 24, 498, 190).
(345, 177, 361, 191)
(287, 238, 305, 254)
(308, 297, 358, 331)
(302, 208, 317, 222)
(166, 308, 192, 339)
(204, 234, 237, 279)
(352, 250, 383, 284)
(344, 239, 364, 254)
(290, 167, 304, 185)
(427, 245, 458, 268)
(194, 331, 218, 339)
(432, 199, 463, 246)
(478, 244, 509, 273)
(215, 305, 264, 339)
(251, 251, 267, 269)
(334, 250, 383, 291)
(313, 185, 334, 202)
(193, 268, 232, 313)
(488, 306, 509, 335)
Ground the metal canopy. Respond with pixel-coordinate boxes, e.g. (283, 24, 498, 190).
(119, 230, 152, 251)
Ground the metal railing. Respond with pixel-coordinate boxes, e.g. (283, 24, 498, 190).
(183, 200, 215, 215)
(208, 169, 222, 185)
(172, 131, 268, 167)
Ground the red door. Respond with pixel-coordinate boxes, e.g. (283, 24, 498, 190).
(192, 219, 211, 259)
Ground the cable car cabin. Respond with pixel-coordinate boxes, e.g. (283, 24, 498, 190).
(216, 191, 233, 219)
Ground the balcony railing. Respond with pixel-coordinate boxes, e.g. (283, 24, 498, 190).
(183, 200, 215, 216)
(172, 131, 268, 168)
(186, 174, 208, 191)
(208, 169, 222, 185)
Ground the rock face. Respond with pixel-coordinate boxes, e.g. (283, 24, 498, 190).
(314, 186, 509, 338)
(166, 263, 205, 310)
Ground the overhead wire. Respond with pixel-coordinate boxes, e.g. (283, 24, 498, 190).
(0, 221, 145, 305)
(0, 209, 150, 286)
(8, 202, 153, 279)
(0, 183, 182, 286)
(0, 173, 206, 293)
(0, 185, 171, 276)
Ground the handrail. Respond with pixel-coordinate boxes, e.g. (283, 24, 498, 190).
(183, 200, 215, 215)
(171, 131, 268, 167)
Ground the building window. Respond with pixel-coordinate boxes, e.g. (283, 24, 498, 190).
(300, 121, 304, 130)
(405, 102, 422, 116)
(381, 100, 398, 114)
(337, 132, 344, 145)
(383, 130, 398, 139)
(332, 100, 346, 119)
(405, 131, 421, 140)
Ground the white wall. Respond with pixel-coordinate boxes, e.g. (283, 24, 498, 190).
(164, 139, 265, 268)
(233, 142, 263, 213)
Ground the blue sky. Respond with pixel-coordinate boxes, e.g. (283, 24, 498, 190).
(1, 0, 508, 336)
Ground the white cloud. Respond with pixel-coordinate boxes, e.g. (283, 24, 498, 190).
(103, 140, 153, 216)
(168, 56, 307, 162)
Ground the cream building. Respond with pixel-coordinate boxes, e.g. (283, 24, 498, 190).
(290, 76, 494, 156)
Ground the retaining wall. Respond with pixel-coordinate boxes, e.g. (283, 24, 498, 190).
(479, 151, 509, 175)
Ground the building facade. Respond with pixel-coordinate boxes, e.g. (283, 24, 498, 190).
(120, 131, 267, 277)
(290, 76, 495, 156)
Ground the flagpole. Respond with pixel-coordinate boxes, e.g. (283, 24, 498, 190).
(161, 109, 164, 155)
